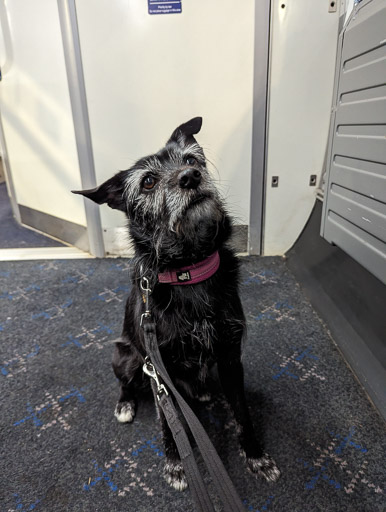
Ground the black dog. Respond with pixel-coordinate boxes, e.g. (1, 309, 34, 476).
(73, 117, 280, 490)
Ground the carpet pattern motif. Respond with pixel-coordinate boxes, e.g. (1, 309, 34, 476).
(1, 256, 385, 511)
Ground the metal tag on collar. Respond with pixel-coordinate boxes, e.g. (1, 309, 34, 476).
(140, 276, 152, 326)
(143, 357, 168, 400)
(177, 270, 191, 282)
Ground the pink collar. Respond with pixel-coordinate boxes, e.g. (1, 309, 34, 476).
(158, 251, 220, 285)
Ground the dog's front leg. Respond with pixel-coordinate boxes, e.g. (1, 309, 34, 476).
(150, 381, 188, 491)
(112, 342, 141, 423)
(217, 348, 280, 483)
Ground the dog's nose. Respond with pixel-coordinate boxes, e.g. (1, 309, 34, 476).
(178, 169, 202, 189)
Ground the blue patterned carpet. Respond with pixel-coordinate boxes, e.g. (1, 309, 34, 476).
(1, 256, 385, 511)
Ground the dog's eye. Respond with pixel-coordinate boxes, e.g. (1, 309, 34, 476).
(186, 157, 197, 166)
(143, 176, 157, 190)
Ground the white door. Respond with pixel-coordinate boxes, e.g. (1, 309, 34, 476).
(74, 0, 257, 255)
(0, 0, 90, 254)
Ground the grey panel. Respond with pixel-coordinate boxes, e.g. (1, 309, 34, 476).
(324, 211, 385, 284)
(342, 0, 385, 59)
(321, 0, 386, 285)
(328, 186, 386, 241)
(333, 134, 385, 163)
(340, 59, 386, 92)
(57, 0, 105, 257)
(332, 156, 385, 202)
(338, 95, 386, 125)
(249, 0, 271, 255)
(19, 205, 89, 252)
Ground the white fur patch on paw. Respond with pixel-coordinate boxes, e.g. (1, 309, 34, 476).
(197, 393, 211, 402)
(114, 401, 135, 423)
(163, 461, 188, 491)
(247, 454, 281, 482)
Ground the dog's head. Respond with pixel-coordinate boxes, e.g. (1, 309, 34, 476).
(73, 117, 231, 265)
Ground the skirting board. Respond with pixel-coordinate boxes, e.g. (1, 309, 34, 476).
(0, 247, 93, 261)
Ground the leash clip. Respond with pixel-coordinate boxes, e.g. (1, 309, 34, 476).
(143, 357, 168, 401)
(140, 276, 152, 326)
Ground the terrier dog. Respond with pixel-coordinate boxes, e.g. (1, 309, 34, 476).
(73, 117, 280, 490)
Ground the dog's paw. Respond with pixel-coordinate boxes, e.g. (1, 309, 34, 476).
(114, 401, 135, 423)
(196, 392, 212, 403)
(163, 461, 188, 491)
(247, 454, 281, 483)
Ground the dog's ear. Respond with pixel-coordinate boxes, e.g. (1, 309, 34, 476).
(168, 117, 202, 146)
(72, 172, 126, 212)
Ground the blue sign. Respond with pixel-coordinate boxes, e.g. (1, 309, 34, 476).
(148, 0, 182, 15)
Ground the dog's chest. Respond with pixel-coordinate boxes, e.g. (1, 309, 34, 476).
(142, 280, 227, 379)
(157, 315, 217, 378)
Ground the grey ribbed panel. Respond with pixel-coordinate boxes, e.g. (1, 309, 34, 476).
(321, 0, 386, 285)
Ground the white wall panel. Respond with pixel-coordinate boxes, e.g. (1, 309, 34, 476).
(75, 0, 255, 251)
(0, 0, 86, 226)
(263, 0, 340, 255)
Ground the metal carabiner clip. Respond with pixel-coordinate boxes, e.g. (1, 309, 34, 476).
(143, 357, 168, 400)
(140, 276, 152, 327)
(140, 276, 151, 295)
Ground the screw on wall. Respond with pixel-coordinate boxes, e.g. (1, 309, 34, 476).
(328, 0, 337, 13)
(271, 176, 279, 188)
(309, 174, 317, 186)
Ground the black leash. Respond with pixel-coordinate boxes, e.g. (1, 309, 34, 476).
(140, 277, 245, 512)
(143, 352, 215, 512)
